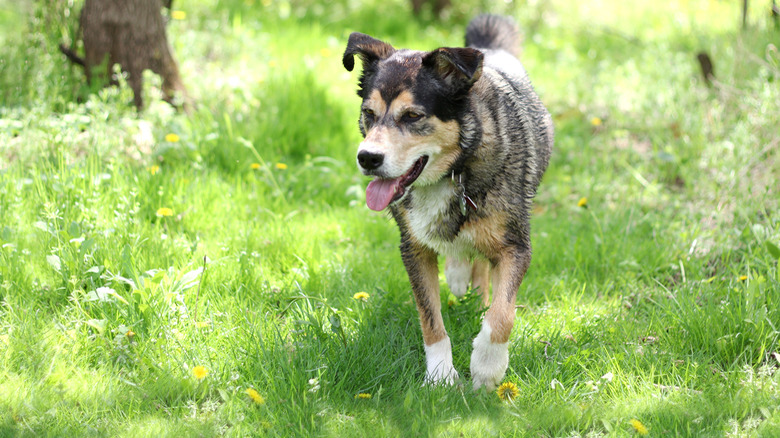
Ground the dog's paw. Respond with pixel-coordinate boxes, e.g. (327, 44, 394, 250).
(425, 365, 460, 386)
(470, 323, 509, 391)
(445, 257, 471, 297)
(424, 336, 460, 386)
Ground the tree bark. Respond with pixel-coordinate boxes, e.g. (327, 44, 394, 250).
(60, 0, 188, 111)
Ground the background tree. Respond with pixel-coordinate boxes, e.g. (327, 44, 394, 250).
(59, 0, 188, 110)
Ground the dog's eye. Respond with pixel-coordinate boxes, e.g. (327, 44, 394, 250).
(362, 108, 375, 119)
(402, 111, 423, 122)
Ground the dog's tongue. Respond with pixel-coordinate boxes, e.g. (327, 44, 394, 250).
(366, 178, 401, 211)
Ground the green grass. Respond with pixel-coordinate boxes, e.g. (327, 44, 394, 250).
(2, 0, 780, 436)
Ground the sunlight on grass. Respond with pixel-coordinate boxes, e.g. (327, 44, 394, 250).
(1, 0, 779, 436)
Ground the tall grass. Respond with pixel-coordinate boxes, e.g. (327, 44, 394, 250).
(1, 0, 780, 436)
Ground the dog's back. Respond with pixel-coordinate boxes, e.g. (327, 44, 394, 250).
(464, 15, 553, 203)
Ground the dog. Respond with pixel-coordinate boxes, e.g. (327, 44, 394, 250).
(343, 14, 553, 390)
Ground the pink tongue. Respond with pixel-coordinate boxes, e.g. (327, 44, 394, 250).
(366, 178, 402, 211)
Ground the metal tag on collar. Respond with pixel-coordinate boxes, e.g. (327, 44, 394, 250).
(452, 172, 476, 215)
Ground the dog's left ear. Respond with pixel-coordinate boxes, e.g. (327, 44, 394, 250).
(343, 32, 396, 72)
(422, 47, 484, 91)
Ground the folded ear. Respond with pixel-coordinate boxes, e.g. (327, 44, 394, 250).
(421, 47, 484, 91)
(343, 32, 396, 72)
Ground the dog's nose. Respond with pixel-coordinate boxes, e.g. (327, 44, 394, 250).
(357, 150, 384, 170)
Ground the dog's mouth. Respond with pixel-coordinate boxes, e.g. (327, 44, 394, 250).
(365, 156, 429, 211)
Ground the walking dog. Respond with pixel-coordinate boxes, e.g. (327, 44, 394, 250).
(343, 15, 553, 390)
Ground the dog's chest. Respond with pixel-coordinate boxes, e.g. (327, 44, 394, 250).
(404, 182, 478, 258)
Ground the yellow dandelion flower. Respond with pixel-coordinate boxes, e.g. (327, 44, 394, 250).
(269, 60, 278, 68)
(156, 207, 174, 217)
(353, 292, 369, 301)
(126, 330, 136, 338)
(496, 381, 520, 401)
(171, 10, 186, 20)
(250, 163, 262, 170)
(165, 133, 180, 143)
(192, 365, 208, 380)
(738, 275, 748, 281)
(148, 165, 160, 175)
(629, 419, 649, 436)
(590, 117, 602, 126)
(577, 197, 588, 208)
(245, 388, 265, 405)
(355, 393, 371, 399)
(275, 162, 288, 170)
(320, 48, 332, 57)
(195, 321, 211, 329)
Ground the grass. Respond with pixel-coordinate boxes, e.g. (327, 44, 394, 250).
(1, 0, 780, 436)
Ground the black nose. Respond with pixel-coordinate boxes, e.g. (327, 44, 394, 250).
(357, 150, 384, 170)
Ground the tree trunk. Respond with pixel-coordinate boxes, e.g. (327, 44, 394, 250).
(61, 0, 188, 111)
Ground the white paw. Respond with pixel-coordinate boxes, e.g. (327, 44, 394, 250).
(424, 336, 460, 385)
(470, 322, 508, 391)
(445, 257, 471, 297)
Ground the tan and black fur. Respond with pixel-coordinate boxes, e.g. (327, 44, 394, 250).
(343, 15, 553, 390)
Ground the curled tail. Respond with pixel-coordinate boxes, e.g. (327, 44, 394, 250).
(465, 14, 520, 57)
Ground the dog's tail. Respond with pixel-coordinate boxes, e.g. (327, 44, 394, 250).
(465, 14, 520, 57)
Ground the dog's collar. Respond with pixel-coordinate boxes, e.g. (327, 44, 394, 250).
(451, 171, 477, 215)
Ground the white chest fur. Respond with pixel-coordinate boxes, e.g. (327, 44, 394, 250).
(406, 181, 479, 258)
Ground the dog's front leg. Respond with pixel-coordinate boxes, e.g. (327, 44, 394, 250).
(470, 248, 530, 391)
(401, 237, 459, 385)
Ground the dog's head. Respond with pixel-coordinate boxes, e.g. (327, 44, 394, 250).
(343, 33, 483, 211)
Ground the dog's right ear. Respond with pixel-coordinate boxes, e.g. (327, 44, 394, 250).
(342, 32, 395, 72)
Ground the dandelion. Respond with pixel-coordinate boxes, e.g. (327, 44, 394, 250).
(245, 388, 265, 404)
(156, 207, 174, 217)
(171, 10, 186, 20)
(353, 292, 369, 301)
(192, 365, 208, 380)
(590, 116, 602, 126)
(355, 393, 371, 399)
(629, 419, 649, 436)
(148, 165, 160, 175)
(269, 60, 278, 68)
(496, 381, 520, 401)
(164, 133, 180, 142)
(320, 48, 332, 57)
(739, 275, 748, 281)
(250, 163, 261, 170)
(126, 330, 136, 338)
(577, 197, 588, 208)
(275, 162, 288, 170)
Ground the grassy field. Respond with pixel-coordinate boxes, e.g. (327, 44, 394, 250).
(1, 0, 780, 436)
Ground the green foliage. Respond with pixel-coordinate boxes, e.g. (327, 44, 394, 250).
(1, 0, 780, 436)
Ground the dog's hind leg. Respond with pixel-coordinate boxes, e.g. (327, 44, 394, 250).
(470, 248, 530, 391)
(403, 240, 459, 385)
(446, 257, 491, 306)
(471, 259, 491, 306)
(445, 256, 471, 298)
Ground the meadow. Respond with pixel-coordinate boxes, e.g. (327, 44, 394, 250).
(1, 0, 780, 436)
